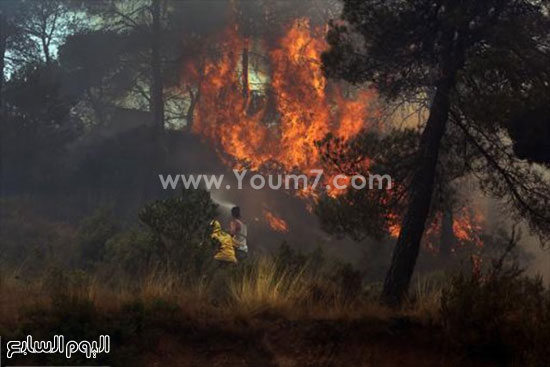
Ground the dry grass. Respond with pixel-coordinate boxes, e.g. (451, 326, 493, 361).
(405, 276, 444, 321)
(2, 260, 547, 366)
(228, 257, 309, 314)
(0, 257, 440, 325)
(0, 268, 48, 327)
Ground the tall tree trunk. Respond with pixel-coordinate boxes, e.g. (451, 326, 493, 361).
(141, 0, 165, 204)
(242, 38, 249, 100)
(380, 78, 454, 307)
(151, 0, 164, 138)
(186, 85, 199, 131)
(41, 37, 51, 65)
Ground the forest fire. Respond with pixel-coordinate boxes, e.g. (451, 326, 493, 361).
(5, 1, 550, 364)
(4, 1, 550, 365)
(179, 17, 485, 248)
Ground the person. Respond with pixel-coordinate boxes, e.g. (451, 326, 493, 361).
(210, 219, 237, 264)
(229, 206, 248, 261)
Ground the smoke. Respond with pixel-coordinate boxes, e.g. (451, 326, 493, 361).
(484, 194, 550, 285)
(210, 191, 236, 212)
(516, 228, 550, 285)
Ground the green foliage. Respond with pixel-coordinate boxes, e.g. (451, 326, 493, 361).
(58, 30, 139, 103)
(76, 207, 119, 267)
(322, 0, 550, 99)
(105, 228, 159, 276)
(139, 188, 217, 244)
(135, 189, 218, 274)
(274, 242, 323, 276)
(0, 198, 77, 271)
(315, 130, 420, 241)
(273, 243, 363, 304)
(441, 266, 550, 366)
(2, 63, 83, 192)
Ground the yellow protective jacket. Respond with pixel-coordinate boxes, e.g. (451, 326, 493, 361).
(210, 220, 237, 263)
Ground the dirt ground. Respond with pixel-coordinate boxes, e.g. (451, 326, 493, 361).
(141, 316, 494, 367)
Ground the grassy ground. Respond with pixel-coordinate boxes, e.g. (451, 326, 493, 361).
(0, 257, 548, 366)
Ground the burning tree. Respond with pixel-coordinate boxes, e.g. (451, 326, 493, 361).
(174, 4, 488, 258)
(315, 126, 484, 257)
(322, 0, 550, 306)
(178, 12, 384, 229)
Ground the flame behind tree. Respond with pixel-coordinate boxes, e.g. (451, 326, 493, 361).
(180, 16, 487, 251)
(180, 18, 377, 175)
(322, 0, 550, 306)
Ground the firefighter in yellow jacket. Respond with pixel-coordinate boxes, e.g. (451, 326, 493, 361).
(210, 220, 238, 263)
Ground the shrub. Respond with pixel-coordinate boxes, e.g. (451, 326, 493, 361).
(138, 188, 217, 270)
(138, 188, 216, 244)
(271, 243, 363, 308)
(76, 207, 119, 267)
(104, 228, 159, 276)
(441, 265, 550, 366)
(0, 198, 77, 271)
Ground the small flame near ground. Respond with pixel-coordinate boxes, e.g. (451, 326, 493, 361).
(263, 209, 289, 233)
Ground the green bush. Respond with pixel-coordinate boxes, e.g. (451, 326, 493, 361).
(136, 188, 218, 276)
(138, 188, 216, 245)
(76, 207, 119, 267)
(273, 243, 362, 305)
(441, 265, 550, 366)
(0, 198, 77, 271)
(105, 228, 159, 276)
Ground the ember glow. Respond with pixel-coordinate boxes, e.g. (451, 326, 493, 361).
(263, 209, 289, 233)
(387, 213, 402, 238)
(453, 207, 484, 248)
(419, 207, 485, 252)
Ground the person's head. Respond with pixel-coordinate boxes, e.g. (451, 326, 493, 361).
(231, 206, 241, 219)
(210, 219, 221, 233)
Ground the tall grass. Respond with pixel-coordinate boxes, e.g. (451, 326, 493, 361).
(1, 254, 445, 323)
(0, 255, 372, 322)
(407, 272, 446, 320)
(228, 257, 309, 314)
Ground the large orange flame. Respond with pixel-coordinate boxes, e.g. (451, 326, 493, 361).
(180, 17, 485, 248)
(182, 18, 376, 175)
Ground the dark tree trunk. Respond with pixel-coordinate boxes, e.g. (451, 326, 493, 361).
(380, 78, 454, 307)
(141, 0, 166, 204)
(186, 85, 199, 131)
(41, 37, 51, 65)
(150, 0, 164, 138)
(242, 38, 249, 100)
